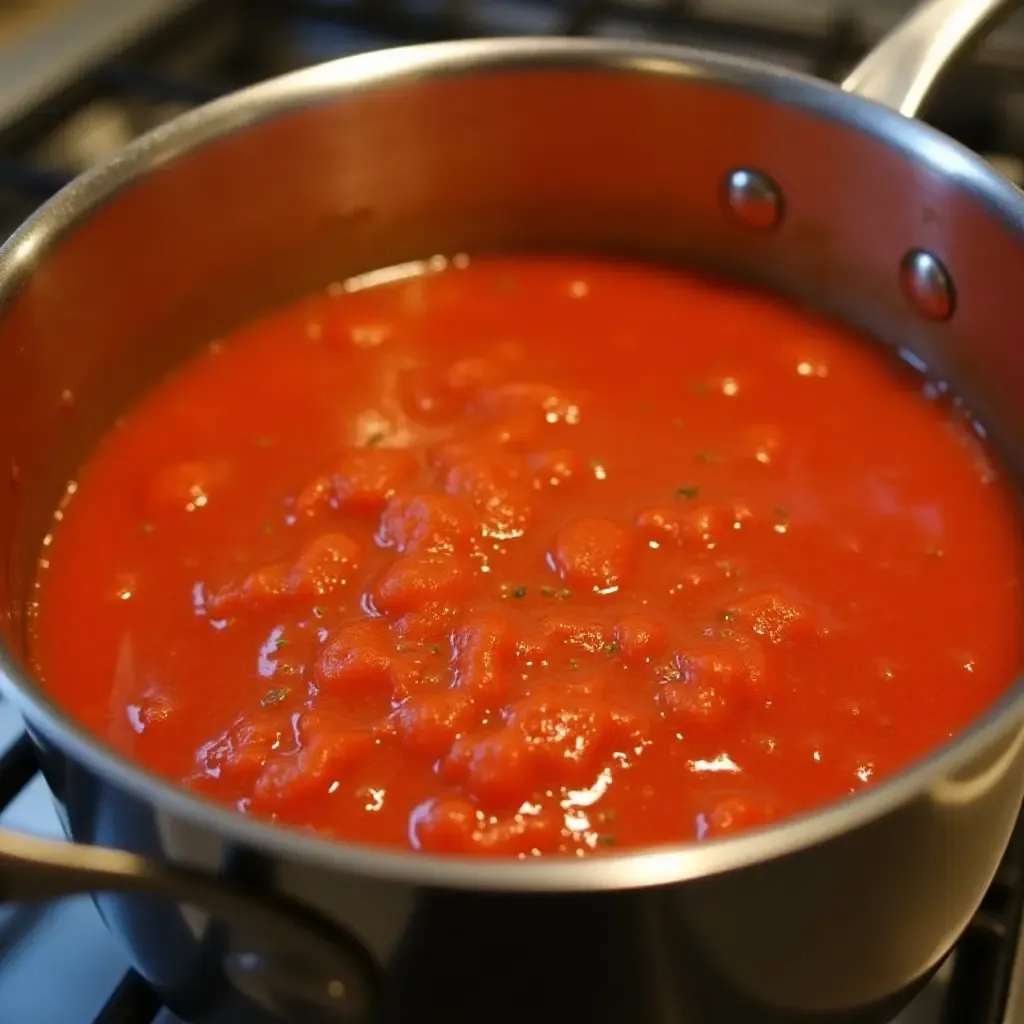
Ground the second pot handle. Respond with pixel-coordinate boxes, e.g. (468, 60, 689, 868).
(0, 821, 378, 1022)
(841, 0, 1016, 117)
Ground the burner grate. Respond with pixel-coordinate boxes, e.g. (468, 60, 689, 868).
(941, 817, 1024, 1024)
(94, 971, 162, 1024)
(0, 0, 1022, 210)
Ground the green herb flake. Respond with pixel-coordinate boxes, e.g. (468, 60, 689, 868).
(426, 643, 442, 655)
(311, 606, 324, 619)
(596, 834, 618, 847)
(365, 430, 386, 447)
(605, 641, 621, 658)
(261, 687, 290, 707)
(512, 586, 528, 600)
(568, 658, 581, 671)
(676, 485, 700, 500)
(274, 638, 289, 650)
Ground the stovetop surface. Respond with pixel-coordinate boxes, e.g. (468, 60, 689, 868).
(2, 2, 1024, 1022)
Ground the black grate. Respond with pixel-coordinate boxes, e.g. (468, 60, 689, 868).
(940, 816, 1024, 1024)
(93, 971, 163, 1024)
(0, 2, 1023, 1022)
(2, 0, 1024, 206)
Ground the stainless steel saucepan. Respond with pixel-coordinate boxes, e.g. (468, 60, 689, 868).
(0, 2, 1021, 1021)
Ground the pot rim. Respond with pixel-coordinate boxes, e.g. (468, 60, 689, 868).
(2, 36, 1023, 892)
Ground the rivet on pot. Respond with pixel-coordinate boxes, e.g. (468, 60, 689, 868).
(900, 249, 955, 322)
(722, 169, 785, 231)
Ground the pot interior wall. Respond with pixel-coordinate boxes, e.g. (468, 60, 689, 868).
(0, 57, 1022, 671)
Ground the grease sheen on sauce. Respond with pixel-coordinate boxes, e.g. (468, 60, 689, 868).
(31, 256, 1024, 857)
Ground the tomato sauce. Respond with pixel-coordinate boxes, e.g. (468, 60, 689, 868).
(30, 255, 1024, 857)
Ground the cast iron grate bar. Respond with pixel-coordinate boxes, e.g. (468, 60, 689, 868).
(939, 811, 1024, 1024)
(0, 0, 1020, 195)
(0, 158, 73, 199)
(93, 969, 163, 1024)
(0, 732, 39, 813)
(97, 66, 226, 107)
(0, 728, 169, 1023)
(283, 0, 830, 43)
(271, 0, 907, 67)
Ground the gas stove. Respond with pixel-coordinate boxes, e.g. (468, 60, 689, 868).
(2, 2, 1024, 1022)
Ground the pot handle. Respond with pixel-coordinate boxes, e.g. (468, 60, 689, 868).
(0, 814, 378, 1021)
(841, 0, 1016, 117)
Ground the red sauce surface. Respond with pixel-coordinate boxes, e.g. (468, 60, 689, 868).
(30, 256, 1024, 857)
